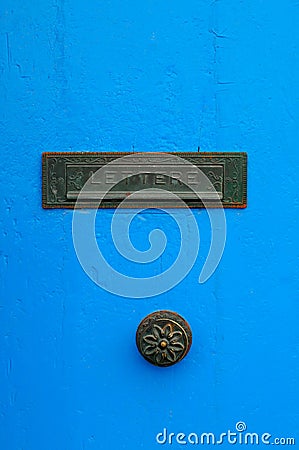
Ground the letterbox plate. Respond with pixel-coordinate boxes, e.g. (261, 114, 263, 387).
(42, 152, 247, 209)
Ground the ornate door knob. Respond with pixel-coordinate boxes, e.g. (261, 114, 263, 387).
(136, 311, 192, 367)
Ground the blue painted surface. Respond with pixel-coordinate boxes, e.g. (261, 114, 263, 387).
(1, 1, 299, 449)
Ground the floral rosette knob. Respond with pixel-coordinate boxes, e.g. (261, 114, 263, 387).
(136, 311, 192, 367)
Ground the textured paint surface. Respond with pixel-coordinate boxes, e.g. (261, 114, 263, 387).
(1, 1, 299, 449)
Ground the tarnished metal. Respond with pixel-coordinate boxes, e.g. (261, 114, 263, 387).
(136, 311, 192, 367)
(42, 152, 247, 208)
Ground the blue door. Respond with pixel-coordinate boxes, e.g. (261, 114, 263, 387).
(1, 1, 298, 448)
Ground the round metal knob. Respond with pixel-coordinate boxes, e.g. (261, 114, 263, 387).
(136, 310, 192, 367)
